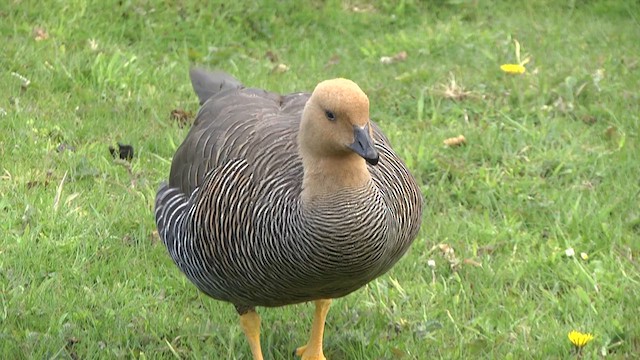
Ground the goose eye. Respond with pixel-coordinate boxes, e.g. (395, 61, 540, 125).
(325, 110, 336, 121)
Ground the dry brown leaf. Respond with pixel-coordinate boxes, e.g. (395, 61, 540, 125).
(150, 229, 160, 244)
(438, 74, 473, 101)
(581, 115, 597, 125)
(88, 38, 99, 51)
(443, 135, 466, 147)
(394, 51, 408, 62)
(380, 56, 394, 65)
(170, 109, 193, 128)
(390, 347, 407, 358)
(463, 258, 483, 267)
(265, 50, 278, 63)
(33, 27, 49, 41)
(438, 243, 453, 254)
(11, 72, 31, 90)
(604, 125, 617, 139)
(477, 244, 498, 255)
(349, 4, 376, 13)
(380, 51, 408, 65)
(272, 63, 289, 73)
(437, 243, 461, 270)
(122, 235, 133, 245)
(325, 54, 340, 68)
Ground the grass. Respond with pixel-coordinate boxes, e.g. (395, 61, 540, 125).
(1, 0, 639, 358)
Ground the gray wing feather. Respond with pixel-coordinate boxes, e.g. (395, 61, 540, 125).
(168, 70, 309, 195)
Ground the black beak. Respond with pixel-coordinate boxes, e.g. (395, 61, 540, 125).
(348, 123, 379, 166)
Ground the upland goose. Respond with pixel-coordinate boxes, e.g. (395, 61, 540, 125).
(155, 69, 423, 360)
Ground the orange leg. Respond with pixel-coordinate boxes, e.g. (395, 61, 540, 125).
(240, 310, 264, 360)
(295, 299, 332, 360)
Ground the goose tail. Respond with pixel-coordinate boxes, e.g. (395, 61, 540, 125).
(189, 68, 242, 105)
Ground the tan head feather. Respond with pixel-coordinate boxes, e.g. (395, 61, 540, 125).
(299, 79, 371, 157)
(299, 78, 376, 198)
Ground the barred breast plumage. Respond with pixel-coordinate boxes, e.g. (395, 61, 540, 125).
(154, 68, 423, 360)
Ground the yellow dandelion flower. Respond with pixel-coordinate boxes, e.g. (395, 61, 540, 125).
(501, 39, 530, 75)
(568, 330, 594, 348)
(500, 64, 526, 74)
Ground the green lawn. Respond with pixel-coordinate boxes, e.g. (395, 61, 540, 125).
(2, 0, 639, 358)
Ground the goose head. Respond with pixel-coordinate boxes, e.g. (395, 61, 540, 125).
(299, 79, 379, 166)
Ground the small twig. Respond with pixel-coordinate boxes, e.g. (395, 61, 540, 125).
(446, 309, 462, 337)
(164, 339, 181, 359)
(11, 72, 31, 88)
(53, 171, 68, 212)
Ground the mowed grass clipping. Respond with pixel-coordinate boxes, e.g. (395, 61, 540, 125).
(1, 1, 639, 359)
